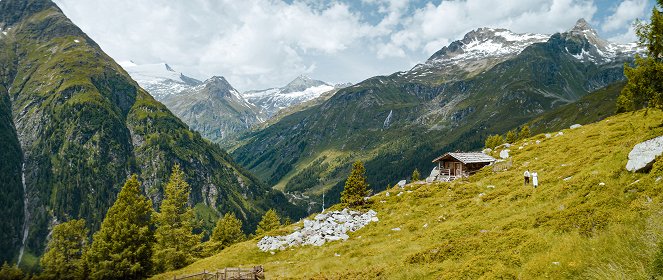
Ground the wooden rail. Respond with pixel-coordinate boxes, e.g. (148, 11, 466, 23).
(174, 266, 264, 280)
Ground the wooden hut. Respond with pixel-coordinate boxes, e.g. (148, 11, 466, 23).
(430, 152, 496, 181)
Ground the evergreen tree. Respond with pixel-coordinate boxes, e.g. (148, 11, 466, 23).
(519, 125, 531, 140)
(412, 168, 421, 182)
(0, 262, 24, 280)
(485, 134, 505, 149)
(505, 129, 518, 144)
(255, 209, 281, 235)
(153, 165, 201, 273)
(618, 0, 663, 112)
(86, 175, 154, 280)
(211, 213, 245, 248)
(341, 161, 370, 207)
(40, 219, 88, 279)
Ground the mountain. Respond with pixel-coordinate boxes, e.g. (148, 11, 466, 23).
(159, 110, 663, 279)
(242, 75, 337, 118)
(120, 61, 202, 100)
(161, 76, 264, 142)
(0, 0, 302, 267)
(231, 19, 637, 210)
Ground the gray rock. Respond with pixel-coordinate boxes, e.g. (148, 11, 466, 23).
(397, 180, 407, 188)
(500, 149, 510, 159)
(626, 136, 663, 172)
(570, 124, 582, 129)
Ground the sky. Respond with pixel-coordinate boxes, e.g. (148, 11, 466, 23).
(53, 0, 655, 91)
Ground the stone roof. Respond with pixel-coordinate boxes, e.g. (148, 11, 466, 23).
(432, 152, 496, 164)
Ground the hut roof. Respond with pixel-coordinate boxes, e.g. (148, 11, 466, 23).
(432, 152, 496, 164)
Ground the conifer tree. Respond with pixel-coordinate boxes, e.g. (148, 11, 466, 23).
(40, 219, 88, 279)
(255, 209, 281, 235)
(618, 0, 663, 112)
(341, 161, 370, 207)
(86, 175, 154, 280)
(412, 168, 421, 182)
(505, 129, 518, 144)
(153, 165, 201, 273)
(519, 125, 531, 140)
(211, 212, 245, 247)
(484, 134, 504, 149)
(0, 262, 24, 280)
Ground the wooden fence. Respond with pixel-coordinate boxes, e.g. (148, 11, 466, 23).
(174, 266, 264, 280)
(492, 158, 512, 172)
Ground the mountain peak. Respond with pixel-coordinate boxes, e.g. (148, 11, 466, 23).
(202, 76, 240, 99)
(164, 63, 175, 72)
(571, 18, 592, 32)
(282, 75, 328, 94)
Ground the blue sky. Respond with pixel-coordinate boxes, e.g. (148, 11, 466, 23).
(54, 0, 654, 91)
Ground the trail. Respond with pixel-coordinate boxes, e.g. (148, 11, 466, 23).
(17, 162, 29, 265)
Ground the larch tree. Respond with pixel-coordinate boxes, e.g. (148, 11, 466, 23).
(211, 213, 245, 247)
(519, 125, 531, 140)
(341, 161, 370, 207)
(40, 219, 89, 279)
(617, 0, 663, 112)
(412, 168, 421, 182)
(153, 165, 201, 273)
(86, 175, 154, 280)
(255, 209, 281, 235)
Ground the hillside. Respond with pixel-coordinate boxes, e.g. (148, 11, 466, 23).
(232, 19, 634, 211)
(157, 109, 663, 279)
(0, 0, 301, 267)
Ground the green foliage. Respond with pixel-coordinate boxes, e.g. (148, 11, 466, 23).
(153, 165, 201, 273)
(0, 262, 24, 280)
(484, 134, 505, 150)
(211, 213, 245, 248)
(40, 219, 88, 279)
(412, 169, 421, 182)
(518, 125, 531, 140)
(618, 2, 663, 112)
(255, 209, 281, 236)
(86, 175, 154, 280)
(505, 129, 518, 144)
(341, 161, 370, 208)
(653, 156, 663, 177)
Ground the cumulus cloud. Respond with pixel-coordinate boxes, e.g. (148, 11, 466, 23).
(601, 0, 647, 32)
(53, 0, 637, 90)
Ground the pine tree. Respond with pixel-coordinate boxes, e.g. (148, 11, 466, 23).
(519, 125, 531, 140)
(153, 165, 201, 273)
(86, 175, 154, 280)
(341, 161, 370, 207)
(211, 212, 245, 247)
(412, 168, 421, 182)
(618, 0, 663, 112)
(255, 209, 281, 235)
(40, 219, 88, 279)
(505, 130, 518, 144)
(0, 262, 24, 280)
(485, 134, 505, 149)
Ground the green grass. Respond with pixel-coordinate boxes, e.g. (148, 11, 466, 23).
(156, 109, 663, 279)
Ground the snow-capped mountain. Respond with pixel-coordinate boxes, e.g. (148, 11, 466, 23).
(408, 18, 638, 82)
(119, 61, 202, 100)
(242, 75, 337, 118)
(161, 76, 263, 141)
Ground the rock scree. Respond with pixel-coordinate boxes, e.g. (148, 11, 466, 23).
(626, 136, 663, 172)
(257, 209, 378, 252)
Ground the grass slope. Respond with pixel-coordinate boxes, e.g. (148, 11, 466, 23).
(157, 109, 663, 279)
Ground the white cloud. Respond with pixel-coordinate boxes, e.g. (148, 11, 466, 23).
(601, 0, 647, 32)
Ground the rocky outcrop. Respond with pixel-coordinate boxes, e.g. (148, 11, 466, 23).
(257, 209, 378, 252)
(626, 136, 663, 172)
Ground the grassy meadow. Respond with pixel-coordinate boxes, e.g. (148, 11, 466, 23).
(156, 109, 663, 279)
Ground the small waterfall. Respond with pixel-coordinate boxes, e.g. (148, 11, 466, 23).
(17, 162, 29, 265)
(383, 110, 393, 128)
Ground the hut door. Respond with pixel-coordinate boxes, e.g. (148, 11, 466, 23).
(454, 162, 462, 176)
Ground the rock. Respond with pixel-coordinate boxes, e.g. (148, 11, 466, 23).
(423, 223, 428, 228)
(563, 177, 572, 181)
(556, 131, 564, 137)
(626, 136, 663, 172)
(397, 192, 403, 197)
(545, 133, 552, 139)
(518, 146, 523, 150)
(500, 149, 510, 159)
(598, 182, 605, 186)
(397, 180, 407, 188)
(487, 185, 495, 189)
(385, 192, 390, 197)
(391, 227, 401, 231)
(535, 140, 541, 145)
(482, 148, 492, 154)
(570, 124, 582, 129)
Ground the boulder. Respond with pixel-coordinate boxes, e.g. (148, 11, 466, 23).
(500, 149, 510, 159)
(397, 180, 407, 188)
(570, 124, 582, 129)
(626, 136, 663, 172)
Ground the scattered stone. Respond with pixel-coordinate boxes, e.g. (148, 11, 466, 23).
(334, 253, 340, 257)
(397, 180, 407, 188)
(482, 148, 492, 154)
(556, 131, 564, 137)
(487, 185, 495, 189)
(657, 177, 662, 183)
(598, 182, 605, 186)
(391, 227, 401, 231)
(563, 177, 572, 181)
(385, 192, 390, 197)
(380, 200, 386, 203)
(552, 262, 560, 265)
(478, 193, 485, 197)
(570, 124, 582, 129)
(397, 192, 403, 197)
(629, 179, 640, 185)
(257, 209, 378, 252)
(545, 133, 552, 139)
(626, 136, 663, 172)
(406, 190, 412, 193)
(479, 229, 489, 233)
(536, 140, 541, 145)
(518, 146, 523, 150)
(423, 223, 428, 228)
(500, 149, 510, 159)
